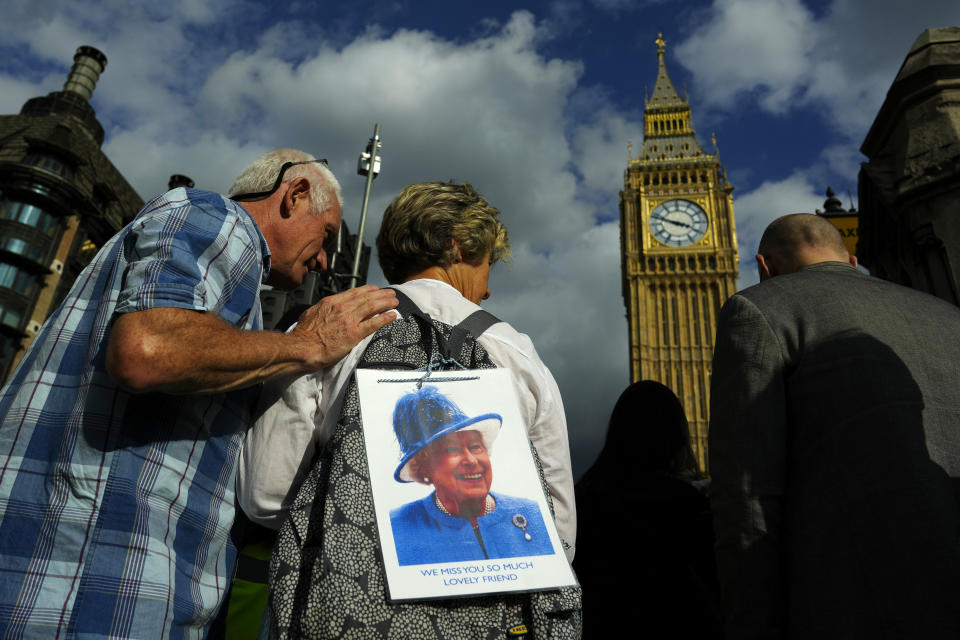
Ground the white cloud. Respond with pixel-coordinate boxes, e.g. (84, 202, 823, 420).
(2, 3, 638, 474)
(0, 73, 60, 115)
(674, 0, 815, 113)
(192, 11, 590, 253)
(485, 222, 629, 471)
(732, 171, 823, 289)
(570, 105, 644, 199)
(675, 0, 960, 139)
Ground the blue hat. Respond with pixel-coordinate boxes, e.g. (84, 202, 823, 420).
(393, 386, 502, 483)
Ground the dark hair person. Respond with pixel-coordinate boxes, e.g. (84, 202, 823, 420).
(573, 381, 722, 638)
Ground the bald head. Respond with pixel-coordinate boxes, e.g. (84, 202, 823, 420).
(756, 213, 856, 280)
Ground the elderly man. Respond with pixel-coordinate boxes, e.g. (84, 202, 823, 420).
(0, 149, 397, 639)
(709, 213, 960, 639)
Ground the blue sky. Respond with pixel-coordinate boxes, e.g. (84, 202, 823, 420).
(1, 0, 958, 474)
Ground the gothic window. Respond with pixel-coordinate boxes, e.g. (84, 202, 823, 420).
(0, 199, 60, 235)
(0, 263, 40, 297)
(661, 292, 669, 344)
(24, 150, 75, 180)
(0, 303, 22, 329)
(692, 374, 700, 418)
(0, 236, 46, 262)
(692, 295, 701, 345)
(671, 297, 680, 345)
(699, 372, 708, 418)
(702, 296, 712, 345)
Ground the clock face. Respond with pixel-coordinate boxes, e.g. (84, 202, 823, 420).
(649, 199, 709, 247)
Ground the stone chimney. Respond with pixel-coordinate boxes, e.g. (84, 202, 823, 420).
(61, 46, 108, 102)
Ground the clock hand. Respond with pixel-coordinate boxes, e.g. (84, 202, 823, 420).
(662, 216, 694, 231)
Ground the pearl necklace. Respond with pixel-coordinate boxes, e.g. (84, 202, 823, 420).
(434, 493, 494, 517)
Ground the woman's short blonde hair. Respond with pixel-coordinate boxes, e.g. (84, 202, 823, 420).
(377, 181, 511, 284)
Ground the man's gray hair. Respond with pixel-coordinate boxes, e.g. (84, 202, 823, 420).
(229, 148, 343, 215)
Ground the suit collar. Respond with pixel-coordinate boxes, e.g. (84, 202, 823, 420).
(799, 261, 862, 275)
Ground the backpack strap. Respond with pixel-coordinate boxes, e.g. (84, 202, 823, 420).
(391, 288, 422, 321)
(389, 287, 501, 361)
(445, 309, 501, 360)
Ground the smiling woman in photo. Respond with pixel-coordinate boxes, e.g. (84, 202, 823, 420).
(389, 385, 554, 565)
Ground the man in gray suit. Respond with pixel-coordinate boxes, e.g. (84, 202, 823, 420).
(710, 213, 960, 639)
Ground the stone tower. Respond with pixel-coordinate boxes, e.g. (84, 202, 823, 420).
(0, 46, 142, 378)
(859, 26, 960, 305)
(619, 34, 739, 470)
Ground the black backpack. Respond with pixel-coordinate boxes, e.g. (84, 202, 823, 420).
(268, 290, 582, 639)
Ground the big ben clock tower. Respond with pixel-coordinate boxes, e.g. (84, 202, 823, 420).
(619, 34, 739, 470)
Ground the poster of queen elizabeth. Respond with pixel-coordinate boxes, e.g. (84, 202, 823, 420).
(389, 385, 554, 565)
(356, 368, 576, 601)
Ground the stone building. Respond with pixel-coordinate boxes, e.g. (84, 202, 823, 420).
(0, 46, 143, 378)
(619, 34, 739, 470)
(859, 26, 960, 305)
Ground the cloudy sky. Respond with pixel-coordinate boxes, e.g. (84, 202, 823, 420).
(1, 0, 957, 475)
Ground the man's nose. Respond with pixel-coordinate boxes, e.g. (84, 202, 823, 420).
(316, 249, 328, 272)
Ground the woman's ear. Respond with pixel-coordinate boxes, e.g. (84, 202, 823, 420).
(410, 450, 432, 485)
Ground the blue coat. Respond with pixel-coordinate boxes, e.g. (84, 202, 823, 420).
(390, 492, 554, 566)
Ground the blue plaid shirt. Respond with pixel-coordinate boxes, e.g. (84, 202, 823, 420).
(0, 188, 270, 639)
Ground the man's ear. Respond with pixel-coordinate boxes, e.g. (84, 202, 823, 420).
(848, 254, 858, 267)
(756, 253, 774, 281)
(281, 177, 311, 218)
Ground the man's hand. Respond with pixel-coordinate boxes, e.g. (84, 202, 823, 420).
(106, 286, 397, 395)
(289, 285, 398, 369)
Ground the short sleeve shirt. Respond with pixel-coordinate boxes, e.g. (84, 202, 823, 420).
(0, 188, 269, 639)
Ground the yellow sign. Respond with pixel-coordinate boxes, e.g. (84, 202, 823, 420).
(824, 215, 858, 256)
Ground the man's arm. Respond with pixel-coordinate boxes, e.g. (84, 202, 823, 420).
(106, 285, 397, 394)
(709, 293, 787, 639)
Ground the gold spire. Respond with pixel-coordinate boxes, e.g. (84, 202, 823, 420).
(636, 32, 708, 164)
(648, 32, 684, 108)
